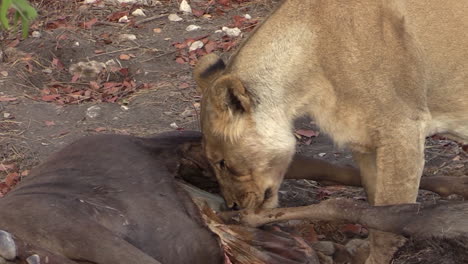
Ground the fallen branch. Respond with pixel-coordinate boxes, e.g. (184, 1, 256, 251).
(135, 14, 167, 26)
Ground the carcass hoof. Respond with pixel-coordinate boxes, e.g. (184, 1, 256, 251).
(0, 230, 16, 261)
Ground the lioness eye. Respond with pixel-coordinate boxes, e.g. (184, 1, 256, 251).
(217, 160, 226, 170)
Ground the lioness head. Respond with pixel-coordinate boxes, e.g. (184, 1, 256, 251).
(194, 54, 296, 209)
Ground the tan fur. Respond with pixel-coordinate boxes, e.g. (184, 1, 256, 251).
(195, 0, 467, 263)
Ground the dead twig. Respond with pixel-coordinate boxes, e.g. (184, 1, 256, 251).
(96, 21, 125, 27)
(134, 14, 167, 26)
(88, 47, 140, 59)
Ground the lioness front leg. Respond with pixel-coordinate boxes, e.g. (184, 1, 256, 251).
(353, 125, 425, 264)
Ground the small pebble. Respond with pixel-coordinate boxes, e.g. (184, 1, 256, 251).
(31, 31, 41, 38)
(118, 16, 129, 23)
(131, 8, 146, 17)
(168, 14, 183, 22)
(119, 34, 137, 41)
(186, 25, 201, 31)
(189, 40, 204, 51)
(222, 26, 241, 37)
(179, 0, 192, 13)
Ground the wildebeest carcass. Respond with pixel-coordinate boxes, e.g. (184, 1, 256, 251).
(0, 131, 319, 264)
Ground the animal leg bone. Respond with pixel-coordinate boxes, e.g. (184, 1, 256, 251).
(285, 155, 468, 199)
(222, 198, 468, 240)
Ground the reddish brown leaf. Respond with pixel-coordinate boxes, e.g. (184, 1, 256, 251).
(7, 39, 20, 48)
(82, 18, 98, 29)
(232, 15, 246, 28)
(103, 82, 121, 89)
(217, 0, 230, 6)
(52, 58, 65, 70)
(119, 68, 129, 76)
(204, 41, 217, 53)
(107, 11, 129, 22)
(179, 82, 190, 89)
(0, 182, 10, 197)
(106, 96, 118, 103)
(0, 97, 17, 102)
(71, 73, 81, 83)
(0, 163, 16, 172)
(175, 57, 186, 64)
(41, 94, 60, 102)
(173, 42, 187, 49)
(44, 120, 55, 126)
(192, 9, 205, 17)
(5, 172, 19, 187)
(94, 127, 107, 132)
(119, 54, 131, 60)
(88, 82, 99, 90)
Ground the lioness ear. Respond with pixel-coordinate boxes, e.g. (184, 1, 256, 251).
(214, 75, 252, 113)
(194, 53, 226, 94)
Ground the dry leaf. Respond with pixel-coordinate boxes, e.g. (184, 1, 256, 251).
(44, 121, 56, 126)
(82, 18, 98, 29)
(41, 94, 60, 102)
(119, 54, 131, 60)
(0, 164, 16, 172)
(0, 97, 17, 102)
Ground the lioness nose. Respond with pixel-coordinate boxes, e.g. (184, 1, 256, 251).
(229, 202, 241, 211)
(264, 188, 273, 200)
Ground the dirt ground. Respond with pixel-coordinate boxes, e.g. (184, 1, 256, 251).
(0, 0, 466, 263)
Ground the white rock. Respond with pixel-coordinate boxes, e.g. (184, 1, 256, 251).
(116, 0, 136, 3)
(244, 14, 252, 19)
(121, 105, 129, 111)
(84, 0, 97, 3)
(73, 41, 80, 47)
(214, 29, 223, 34)
(31, 31, 41, 38)
(168, 14, 182, 22)
(3, 113, 11, 118)
(119, 34, 137, 41)
(222, 26, 241, 37)
(186, 24, 201, 31)
(318, 153, 327, 157)
(26, 254, 40, 264)
(118, 16, 129, 23)
(42, 68, 52, 74)
(170, 122, 179, 129)
(131, 8, 146, 17)
(0, 230, 16, 260)
(179, 0, 192, 13)
(86, 106, 102, 119)
(189, 40, 204, 51)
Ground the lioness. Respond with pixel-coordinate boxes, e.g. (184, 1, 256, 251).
(194, 0, 468, 263)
